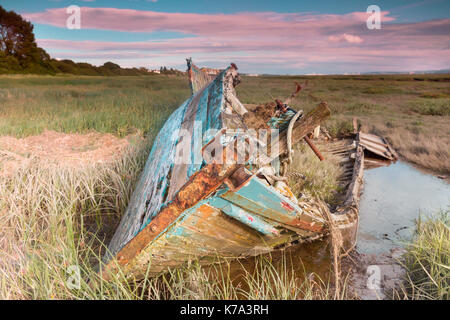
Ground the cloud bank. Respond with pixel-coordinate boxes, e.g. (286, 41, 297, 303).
(24, 7, 450, 73)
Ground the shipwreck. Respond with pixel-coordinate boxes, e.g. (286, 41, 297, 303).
(102, 60, 397, 280)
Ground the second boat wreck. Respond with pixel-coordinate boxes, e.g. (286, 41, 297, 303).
(101, 60, 396, 280)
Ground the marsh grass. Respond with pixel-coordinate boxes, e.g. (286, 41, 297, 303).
(324, 118, 354, 138)
(1, 73, 448, 299)
(237, 74, 450, 173)
(1, 73, 449, 172)
(0, 75, 190, 138)
(0, 137, 151, 299)
(288, 143, 343, 204)
(410, 98, 450, 116)
(0, 137, 345, 300)
(397, 210, 449, 300)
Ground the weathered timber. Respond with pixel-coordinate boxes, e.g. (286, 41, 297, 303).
(102, 104, 330, 279)
(103, 162, 242, 279)
(258, 102, 331, 166)
(359, 132, 398, 161)
(100, 60, 365, 281)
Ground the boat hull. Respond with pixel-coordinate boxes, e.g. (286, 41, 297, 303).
(102, 62, 339, 280)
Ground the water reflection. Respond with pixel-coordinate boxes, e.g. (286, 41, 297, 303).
(358, 161, 450, 254)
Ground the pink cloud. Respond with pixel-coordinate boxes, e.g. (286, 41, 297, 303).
(23, 7, 394, 37)
(22, 7, 450, 73)
(328, 33, 363, 43)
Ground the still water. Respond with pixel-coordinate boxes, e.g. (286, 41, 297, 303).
(224, 160, 449, 287)
(357, 161, 450, 254)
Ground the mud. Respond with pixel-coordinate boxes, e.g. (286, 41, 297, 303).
(0, 130, 134, 176)
(349, 247, 406, 300)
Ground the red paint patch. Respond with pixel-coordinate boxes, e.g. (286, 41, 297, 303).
(248, 216, 254, 222)
(281, 201, 294, 211)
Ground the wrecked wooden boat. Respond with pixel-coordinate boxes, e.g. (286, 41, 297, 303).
(102, 60, 373, 280)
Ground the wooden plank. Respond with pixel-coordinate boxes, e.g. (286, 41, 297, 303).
(359, 132, 398, 160)
(165, 88, 204, 201)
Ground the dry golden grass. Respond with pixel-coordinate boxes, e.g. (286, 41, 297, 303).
(0, 73, 448, 299)
(238, 74, 450, 174)
(287, 142, 344, 204)
(363, 115, 450, 173)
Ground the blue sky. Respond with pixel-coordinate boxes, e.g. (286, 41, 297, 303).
(5, 0, 449, 20)
(2, 0, 449, 74)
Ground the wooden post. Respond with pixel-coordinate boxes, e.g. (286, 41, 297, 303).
(353, 117, 358, 134)
(313, 125, 320, 139)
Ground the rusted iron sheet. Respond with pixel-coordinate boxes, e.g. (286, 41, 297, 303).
(359, 132, 398, 161)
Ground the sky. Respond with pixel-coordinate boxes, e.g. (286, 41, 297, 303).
(1, 0, 449, 74)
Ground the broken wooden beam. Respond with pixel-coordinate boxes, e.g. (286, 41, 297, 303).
(258, 102, 331, 166)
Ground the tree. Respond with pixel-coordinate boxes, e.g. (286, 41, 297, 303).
(0, 5, 44, 69)
(0, 6, 155, 75)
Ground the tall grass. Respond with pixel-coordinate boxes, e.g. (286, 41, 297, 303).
(237, 74, 450, 173)
(0, 138, 151, 299)
(399, 210, 449, 300)
(1, 73, 449, 172)
(0, 75, 190, 138)
(288, 143, 343, 204)
(0, 136, 345, 300)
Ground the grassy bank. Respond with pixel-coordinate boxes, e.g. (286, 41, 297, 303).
(399, 210, 449, 300)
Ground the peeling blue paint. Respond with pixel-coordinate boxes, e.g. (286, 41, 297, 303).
(209, 198, 279, 236)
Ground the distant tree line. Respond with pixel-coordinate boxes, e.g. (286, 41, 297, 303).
(159, 66, 184, 75)
(0, 6, 183, 76)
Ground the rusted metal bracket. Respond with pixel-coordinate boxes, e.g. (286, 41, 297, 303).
(304, 136, 325, 161)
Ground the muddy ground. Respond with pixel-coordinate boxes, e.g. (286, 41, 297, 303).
(0, 130, 133, 176)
